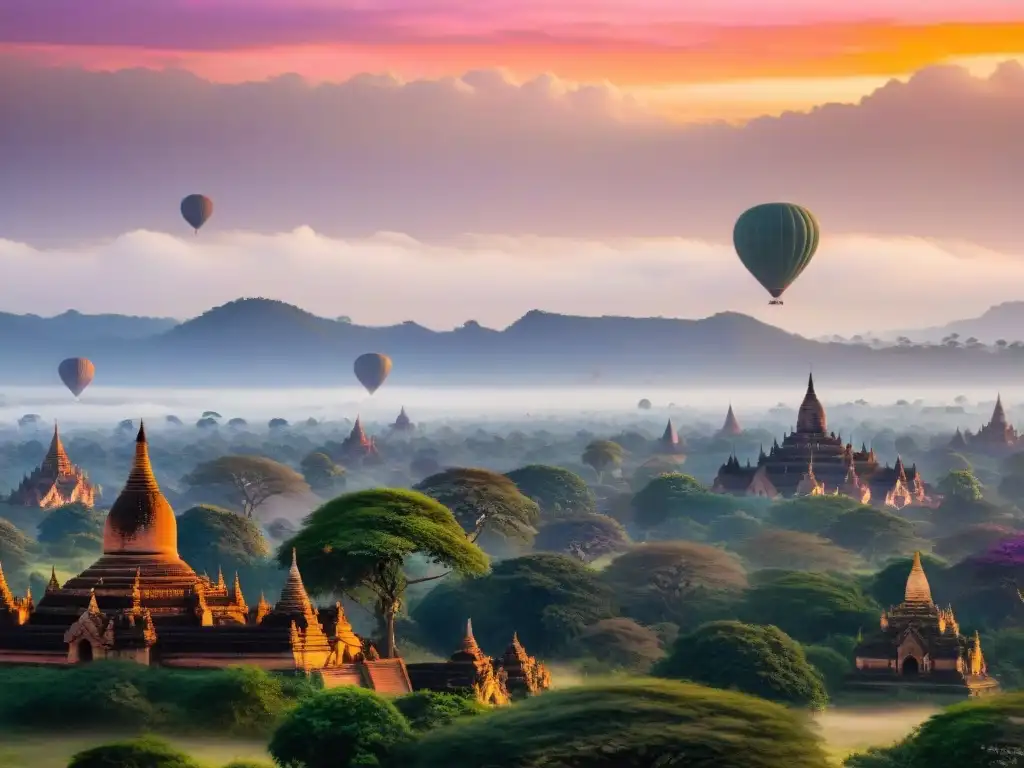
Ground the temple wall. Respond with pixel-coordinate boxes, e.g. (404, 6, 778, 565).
(159, 654, 297, 670)
(0, 651, 69, 665)
(933, 659, 958, 671)
(856, 658, 892, 671)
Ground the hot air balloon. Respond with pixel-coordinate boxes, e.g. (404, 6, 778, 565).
(180, 194, 214, 233)
(732, 203, 820, 305)
(354, 353, 392, 395)
(58, 357, 95, 398)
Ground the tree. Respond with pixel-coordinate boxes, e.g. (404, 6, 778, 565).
(823, 507, 918, 559)
(803, 644, 851, 696)
(504, 464, 596, 518)
(601, 541, 748, 629)
(397, 678, 830, 768)
(938, 469, 984, 502)
(534, 513, 630, 563)
(631, 472, 736, 529)
(708, 511, 763, 543)
(300, 451, 346, 493)
(36, 502, 103, 543)
(631, 457, 686, 491)
(737, 529, 860, 572)
(280, 489, 487, 658)
(414, 467, 540, 544)
(412, 554, 616, 658)
(392, 691, 487, 733)
(268, 687, 412, 768)
(67, 736, 202, 768)
(741, 571, 880, 644)
(654, 621, 828, 708)
(581, 440, 624, 481)
(176, 505, 270, 576)
(577, 617, 666, 673)
(0, 519, 30, 571)
(768, 495, 863, 534)
(183, 455, 310, 518)
(934, 524, 1017, 563)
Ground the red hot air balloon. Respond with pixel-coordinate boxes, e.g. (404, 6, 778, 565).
(180, 194, 214, 233)
(58, 357, 95, 398)
(354, 353, 392, 395)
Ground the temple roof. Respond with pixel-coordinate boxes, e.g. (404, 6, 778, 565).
(796, 373, 827, 435)
(40, 424, 73, 477)
(905, 552, 932, 604)
(102, 422, 179, 557)
(659, 419, 679, 446)
(991, 395, 1007, 427)
(720, 404, 742, 435)
(275, 549, 314, 616)
(395, 407, 411, 427)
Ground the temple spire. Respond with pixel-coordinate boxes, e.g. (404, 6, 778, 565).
(42, 422, 73, 476)
(904, 552, 933, 604)
(461, 618, 482, 655)
(275, 549, 314, 616)
(123, 421, 160, 493)
(0, 562, 14, 609)
(46, 566, 60, 593)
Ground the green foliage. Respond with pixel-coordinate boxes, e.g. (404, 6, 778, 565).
(577, 617, 666, 673)
(412, 554, 616, 658)
(938, 469, 984, 502)
(630, 457, 687, 492)
(741, 571, 880, 644)
(581, 440, 624, 477)
(37, 502, 103, 543)
(221, 762, 275, 768)
(0, 517, 31, 570)
(980, 628, 1024, 689)
(934, 524, 1016, 563)
(654, 621, 828, 708)
(67, 736, 202, 768)
(803, 644, 852, 695)
(737, 529, 860, 572)
(534, 513, 630, 562)
(768, 495, 863, 534)
(392, 691, 487, 733)
(268, 687, 412, 768)
(0, 662, 311, 736)
(867, 554, 949, 607)
(177, 505, 270, 574)
(280, 488, 488, 658)
(398, 678, 830, 768)
(505, 464, 596, 518)
(183, 455, 310, 517)
(708, 511, 763, 543)
(903, 692, 1024, 767)
(824, 506, 918, 558)
(414, 467, 540, 542)
(602, 541, 748, 630)
(843, 740, 917, 768)
(631, 473, 738, 529)
(300, 451, 346, 493)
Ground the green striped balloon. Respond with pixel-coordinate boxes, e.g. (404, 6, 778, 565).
(733, 203, 820, 304)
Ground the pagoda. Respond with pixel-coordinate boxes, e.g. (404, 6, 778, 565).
(652, 419, 685, 456)
(390, 407, 415, 433)
(712, 374, 931, 509)
(7, 424, 97, 509)
(955, 396, 1019, 455)
(718, 405, 742, 437)
(847, 553, 999, 697)
(338, 416, 381, 463)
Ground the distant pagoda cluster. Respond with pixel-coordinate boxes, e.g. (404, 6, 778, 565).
(948, 396, 1019, 456)
(0, 423, 550, 704)
(712, 375, 933, 510)
(6, 425, 97, 509)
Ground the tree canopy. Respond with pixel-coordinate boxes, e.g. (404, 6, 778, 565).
(412, 553, 615, 658)
(654, 620, 828, 709)
(398, 678, 830, 768)
(737, 529, 860, 572)
(183, 455, 310, 518)
(631, 473, 736, 529)
(581, 440, 624, 480)
(392, 691, 487, 733)
(280, 488, 488, 657)
(768, 495, 863, 535)
(176, 505, 270, 576)
(0, 519, 31, 571)
(823, 506, 918, 558)
(268, 687, 412, 768)
(36, 502, 103, 544)
(938, 469, 984, 502)
(534, 513, 630, 563)
(577, 617, 666, 673)
(933, 524, 1017, 563)
(414, 467, 540, 544)
(300, 451, 346, 494)
(504, 464, 596, 518)
(67, 736, 201, 768)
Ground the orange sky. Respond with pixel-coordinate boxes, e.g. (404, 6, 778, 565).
(4, 19, 1024, 121)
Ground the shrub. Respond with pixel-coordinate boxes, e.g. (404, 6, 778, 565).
(393, 691, 487, 732)
(67, 736, 202, 768)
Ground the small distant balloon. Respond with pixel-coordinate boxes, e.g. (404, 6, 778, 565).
(58, 357, 95, 398)
(180, 194, 214, 233)
(354, 353, 392, 395)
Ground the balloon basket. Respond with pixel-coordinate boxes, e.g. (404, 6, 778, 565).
(768, 299, 783, 305)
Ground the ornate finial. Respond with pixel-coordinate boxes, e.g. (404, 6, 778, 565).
(46, 566, 60, 593)
(459, 618, 482, 656)
(217, 567, 226, 589)
(275, 548, 314, 616)
(904, 551, 933, 604)
(87, 588, 100, 614)
(291, 547, 298, 569)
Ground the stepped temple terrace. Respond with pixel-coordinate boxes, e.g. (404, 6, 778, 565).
(948, 395, 1020, 455)
(0, 424, 550, 703)
(847, 553, 999, 697)
(6, 424, 96, 509)
(712, 374, 934, 510)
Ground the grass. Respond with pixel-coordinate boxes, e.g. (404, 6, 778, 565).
(0, 734, 269, 768)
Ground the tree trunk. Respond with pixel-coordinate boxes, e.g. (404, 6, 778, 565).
(384, 599, 398, 658)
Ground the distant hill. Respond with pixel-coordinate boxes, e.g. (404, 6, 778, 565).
(3, 297, 1024, 387)
(882, 302, 1024, 344)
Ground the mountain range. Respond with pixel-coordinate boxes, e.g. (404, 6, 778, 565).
(881, 302, 1024, 344)
(2, 298, 1023, 388)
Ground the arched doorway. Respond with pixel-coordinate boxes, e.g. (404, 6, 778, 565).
(78, 640, 93, 663)
(902, 656, 919, 676)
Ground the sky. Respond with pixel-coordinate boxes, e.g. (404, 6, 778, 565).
(0, 1, 1022, 332)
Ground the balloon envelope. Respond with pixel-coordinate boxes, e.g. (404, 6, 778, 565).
(58, 357, 95, 397)
(354, 353, 392, 395)
(180, 194, 214, 232)
(733, 203, 820, 302)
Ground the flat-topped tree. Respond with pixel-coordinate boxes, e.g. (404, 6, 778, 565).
(504, 465, 596, 518)
(183, 455, 310, 518)
(279, 488, 487, 658)
(414, 468, 539, 544)
(581, 440, 624, 482)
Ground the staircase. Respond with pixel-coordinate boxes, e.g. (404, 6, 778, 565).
(363, 658, 413, 695)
